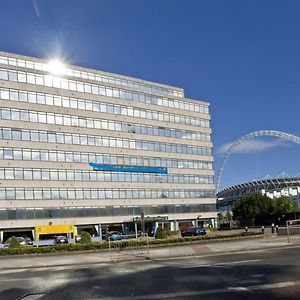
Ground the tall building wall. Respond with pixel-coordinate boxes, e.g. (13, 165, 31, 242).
(0, 51, 216, 230)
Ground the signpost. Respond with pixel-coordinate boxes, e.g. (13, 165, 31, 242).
(35, 224, 75, 247)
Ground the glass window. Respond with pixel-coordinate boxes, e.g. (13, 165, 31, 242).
(16, 71, 26, 83)
(8, 71, 17, 81)
(0, 69, 8, 80)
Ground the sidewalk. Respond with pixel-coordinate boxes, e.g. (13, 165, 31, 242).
(0, 235, 296, 270)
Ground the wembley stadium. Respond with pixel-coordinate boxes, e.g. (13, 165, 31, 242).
(217, 177, 300, 212)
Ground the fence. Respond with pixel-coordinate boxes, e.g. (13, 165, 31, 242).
(108, 233, 150, 261)
(286, 219, 300, 243)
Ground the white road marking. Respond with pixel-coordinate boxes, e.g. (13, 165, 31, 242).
(214, 259, 262, 266)
(180, 259, 262, 269)
(98, 280, 300, 299)
(16, 294, 46, 300)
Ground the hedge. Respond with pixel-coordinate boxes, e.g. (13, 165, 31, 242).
(0, 231, 263, 256)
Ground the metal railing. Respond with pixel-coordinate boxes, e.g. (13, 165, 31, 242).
(286, 219, 300, 243)
(108, 233, 150, 261)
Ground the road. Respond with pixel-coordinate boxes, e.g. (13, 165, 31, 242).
(0, 245, 300, 300)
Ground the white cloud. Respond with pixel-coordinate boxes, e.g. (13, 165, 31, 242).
(216, 138, 289, 155)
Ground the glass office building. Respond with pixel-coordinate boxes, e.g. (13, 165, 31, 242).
(0, 51, 216, 239)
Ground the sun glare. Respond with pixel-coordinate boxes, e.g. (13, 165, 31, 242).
(46, 59, 66, 75)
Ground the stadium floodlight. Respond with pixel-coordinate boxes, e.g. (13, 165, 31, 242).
(46, 59, 66, 75)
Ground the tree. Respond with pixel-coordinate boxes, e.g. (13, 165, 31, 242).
(273, 196, 297, 215)
(8, 236, 21, 249)
(232, 193, 273, 225)
(155, 226, 167, 239)
(80, 231, 92, 243)
(225, 211, 232, 221)
(217, 212, 224, 222)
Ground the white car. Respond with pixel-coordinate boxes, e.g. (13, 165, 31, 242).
(4, 237, 27, 248)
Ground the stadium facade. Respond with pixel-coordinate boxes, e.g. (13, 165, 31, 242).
(0, 51, 216, 240)
(217, 178, 300, 212)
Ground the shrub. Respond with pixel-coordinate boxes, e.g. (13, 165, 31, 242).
(8, 236, 21, 249)
(0, 231, 263, 256)
(155, 226, 167, 239)
(80, 231, 92, 244)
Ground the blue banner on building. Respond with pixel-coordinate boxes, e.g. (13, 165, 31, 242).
(89, 162, 168, 174)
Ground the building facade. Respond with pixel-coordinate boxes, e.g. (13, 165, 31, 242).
(0, 51, 216, 240)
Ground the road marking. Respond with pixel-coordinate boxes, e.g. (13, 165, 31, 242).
(16, 293, 47, 300)
(180, 259, 261, 269)
(99, 280, 300, 299)
(214, 259, 262, 266)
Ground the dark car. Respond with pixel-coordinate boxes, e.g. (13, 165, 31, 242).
(54, 235, 68, 244)
(181, 227, 206, 237)
(106, 231, 122, 241)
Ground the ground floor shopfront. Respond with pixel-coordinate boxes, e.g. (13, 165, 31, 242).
(0, 212, 217, 242)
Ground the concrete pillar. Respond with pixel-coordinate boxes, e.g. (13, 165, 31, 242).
(135, 223, 138, 238)
(31, 229, 35, 241)
(98, 224, 102, 241)
(170, 221, 175, 231)
(0, 230, 3, 243)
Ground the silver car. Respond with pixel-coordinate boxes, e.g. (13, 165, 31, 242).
(4, 237, 27, 248)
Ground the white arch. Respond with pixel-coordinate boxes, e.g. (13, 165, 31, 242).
(216, 130, 300, 192)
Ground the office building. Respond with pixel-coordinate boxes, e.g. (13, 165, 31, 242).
(0, 51, 216, 240)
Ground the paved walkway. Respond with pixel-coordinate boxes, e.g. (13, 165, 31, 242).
(0, 234, 297, 270)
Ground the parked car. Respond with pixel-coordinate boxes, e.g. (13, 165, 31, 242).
(75, 235, 81, 243)
(181, 227, 206, 237)
(54, 235, 68, 245)
(4, 237, 27, 248)
(23, 237, 33, 246)
(106, 231, 122, 241)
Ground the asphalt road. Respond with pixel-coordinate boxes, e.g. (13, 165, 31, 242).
(1, 245, 300, 300)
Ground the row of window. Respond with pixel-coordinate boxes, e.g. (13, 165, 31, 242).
(0, 89, 209, 129)
(0, 55, 183, 98)
(0, 68, 208, 114)
(0, 204, 216, 220)
(0, 188, 215, 200)
(0, 167, 214, 184)
(0, 127, 211, 156)
(0, 148, 213, 170)
(0, 107, 210, 140)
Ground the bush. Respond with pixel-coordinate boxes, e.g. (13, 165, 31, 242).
(80, 231, 92, 244)
(155, 226, 167, 239)
(0, 231, 263, 256)
(9, 236, 21, 249)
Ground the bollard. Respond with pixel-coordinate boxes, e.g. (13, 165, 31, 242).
(262, 226, 264, 234)
(245, 226, 248, 232)
(271, 223, 275, 234)
(276, 225, 279, 234)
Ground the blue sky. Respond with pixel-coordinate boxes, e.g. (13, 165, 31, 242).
(0, 0, 299, 190)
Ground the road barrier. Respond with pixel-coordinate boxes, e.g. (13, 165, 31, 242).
(286, 219, 300, 243)
(108, 233, 150, 261)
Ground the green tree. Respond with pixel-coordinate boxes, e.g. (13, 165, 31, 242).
(232, 193, 273, 225)
(217, 212, 224, 222)
(273, 196, 297, 215)
(225, 211, 232, 221)
(155, 226, 167, 239)
(80, 231, 92, 243)
(8, 236, 21, 249)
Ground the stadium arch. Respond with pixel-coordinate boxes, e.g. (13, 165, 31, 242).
(216, 130, 300, 192)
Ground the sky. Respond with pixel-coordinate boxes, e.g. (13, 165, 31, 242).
(0, 0, 299, 190)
